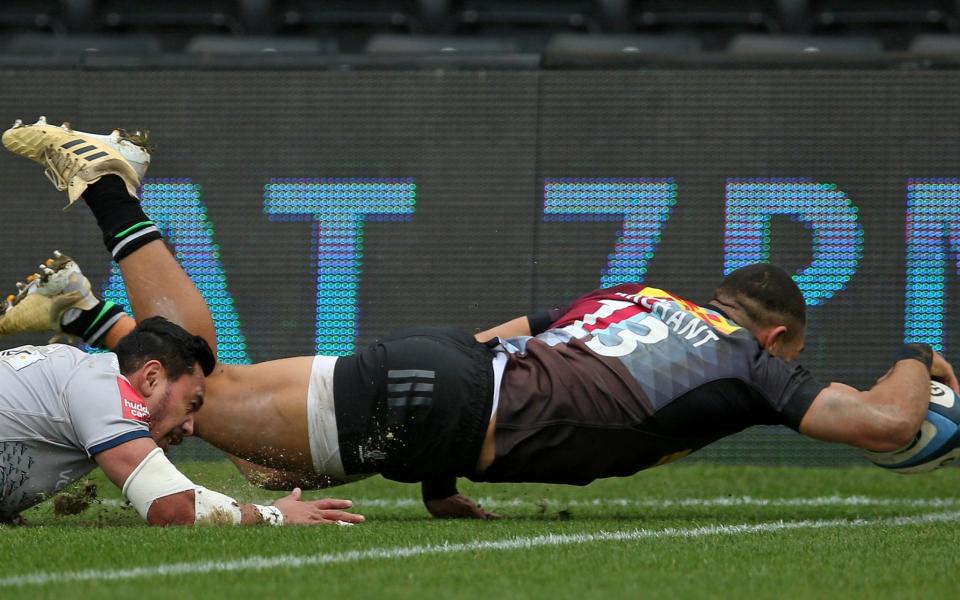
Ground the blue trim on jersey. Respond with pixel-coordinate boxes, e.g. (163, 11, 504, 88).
(88, 429, 151, 455)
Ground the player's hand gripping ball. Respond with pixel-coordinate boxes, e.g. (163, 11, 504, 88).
(864, 381, 960, 473)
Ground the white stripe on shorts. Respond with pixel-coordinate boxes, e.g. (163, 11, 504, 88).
(307, 355, 347, 477)
(490, 351, 507, 423)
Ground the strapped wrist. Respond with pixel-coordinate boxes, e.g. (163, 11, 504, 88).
(895, 343, 933, 370)
(254, 504, 284, 526)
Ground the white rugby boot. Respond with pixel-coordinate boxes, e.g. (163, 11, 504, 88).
(2, 116, 151, 208)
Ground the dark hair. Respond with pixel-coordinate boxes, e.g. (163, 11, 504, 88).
(712, 263, 806, 341)
(114, 316, 216, 379)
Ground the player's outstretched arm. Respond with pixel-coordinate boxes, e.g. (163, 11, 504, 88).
(421, 477, 500, 519)
(475, 316, 531, 343)
(94, 437, 364, 526)
(473, 305, 568, 343)
(799, 345, 958, 452)
(424, 493, 501, 520)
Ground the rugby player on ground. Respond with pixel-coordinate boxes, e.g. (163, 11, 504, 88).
(2, 118, 957, 520)
(0, 283, 363, 526)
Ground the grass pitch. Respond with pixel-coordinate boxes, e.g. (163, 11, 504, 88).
(3, 462, 959, 599)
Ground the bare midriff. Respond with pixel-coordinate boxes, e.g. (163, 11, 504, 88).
(194, 356, 315, 472)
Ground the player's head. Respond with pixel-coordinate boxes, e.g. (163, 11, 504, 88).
(113, 316, 216, 449)
(710, 263, 807, 361)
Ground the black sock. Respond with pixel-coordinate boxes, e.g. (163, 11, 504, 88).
(60, 300, 127, 348)
(83, 175, 162, 261)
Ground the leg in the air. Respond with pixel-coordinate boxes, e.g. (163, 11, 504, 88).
(2, 116, 215, 351)
(1, 117, 321, 477)
(80, 174, 217, 353)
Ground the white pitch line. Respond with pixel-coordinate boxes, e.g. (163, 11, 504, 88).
(94, 494, 960, 510)
(3, 510, 959, 588)
(348, 495, 960, 509)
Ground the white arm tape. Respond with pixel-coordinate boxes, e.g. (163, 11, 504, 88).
(121, 447, 197, 521)
(122, 448, 255, 525)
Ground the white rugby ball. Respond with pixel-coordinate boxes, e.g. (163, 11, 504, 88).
(864, 381, 960, 473)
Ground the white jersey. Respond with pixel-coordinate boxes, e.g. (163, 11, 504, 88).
(0, 344, 151, 519)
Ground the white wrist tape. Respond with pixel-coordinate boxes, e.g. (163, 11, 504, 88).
(194, 486, 242, 525)
(253, 504, 284, 526)
(122, 447, 195, 520)
(122, 447, 243, 525)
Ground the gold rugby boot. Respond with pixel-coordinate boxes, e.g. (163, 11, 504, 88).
(0, 251, 99, 336)
(2, 116, 150, 208)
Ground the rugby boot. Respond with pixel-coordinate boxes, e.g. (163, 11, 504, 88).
(2, 116, 150, 208)
(0, 251, 99, 336)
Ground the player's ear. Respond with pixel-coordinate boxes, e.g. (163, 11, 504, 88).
(760, 325, 789, 354)
(138, 359, 164, 395)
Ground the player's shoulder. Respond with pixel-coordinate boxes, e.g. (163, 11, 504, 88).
(62, 351, 151, 424)
(0, 343, 98, 374)
(77, 349, 121, 372)
(60, 348, 122, 389)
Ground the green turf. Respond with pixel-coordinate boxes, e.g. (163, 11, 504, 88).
(3, 462, 958, 599)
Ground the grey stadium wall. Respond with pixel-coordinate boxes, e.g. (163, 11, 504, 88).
(0, 60, 957, 464)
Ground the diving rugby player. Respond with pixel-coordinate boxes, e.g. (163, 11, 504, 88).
(2, 118, 956, 520)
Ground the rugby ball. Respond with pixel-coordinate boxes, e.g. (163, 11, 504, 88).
(864, 380, 960, 473)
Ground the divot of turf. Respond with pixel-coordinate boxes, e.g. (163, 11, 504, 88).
(52, 480, 99, 517)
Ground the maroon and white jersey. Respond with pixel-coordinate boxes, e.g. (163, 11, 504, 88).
(481, 284, 825, 485)
(0, 344, 150, 518)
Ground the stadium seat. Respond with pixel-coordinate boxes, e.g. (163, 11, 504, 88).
(0, 0, 61, 34)
(99, 0, 244, 32)
(628, 0, 788, 50)
(365, 33, 516, 53)
(909, 33, 960, 53)
(450, 1, 605, 52)
(276, 1, 423, 53)
(594, 0, 632, 32)
(453, 0, 600, 29)
(544, 33, 702, 55)
(277, 1, 422, 30)
(186, 34, 329, 54)
(6, 33, 162, 56)
(418, 0, 452, 32)
(728, 33, 884, 53)
(60, 0, 96, 33)
(808, 1, 959, 50)
(777, 0, 810, 33)
(97, 0, 244, 51)
(239, 0, 275, 35)
(809, 0, 957, 30)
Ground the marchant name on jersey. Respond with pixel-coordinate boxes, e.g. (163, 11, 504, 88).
(627, 292, 721, 348)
